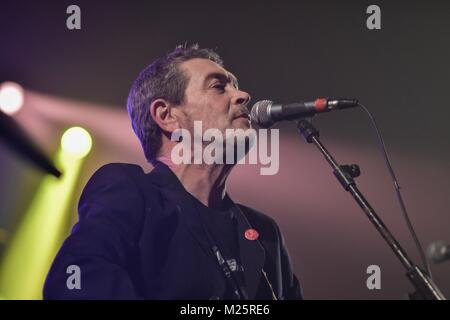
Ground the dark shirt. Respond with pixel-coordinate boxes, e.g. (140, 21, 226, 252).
(194, 197, 246, 298)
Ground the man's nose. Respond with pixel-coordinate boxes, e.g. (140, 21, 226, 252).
(233, 89, 251, 107)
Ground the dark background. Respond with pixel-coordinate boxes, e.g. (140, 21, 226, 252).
(1, 0, 449, 299)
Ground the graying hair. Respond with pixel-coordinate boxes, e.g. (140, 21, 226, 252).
(126, 44, 224, 163)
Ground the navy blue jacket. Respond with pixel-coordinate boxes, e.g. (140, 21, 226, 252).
(43, 162, 302, 299)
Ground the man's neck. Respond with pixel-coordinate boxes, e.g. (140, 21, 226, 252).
(156, 156, 233, 209)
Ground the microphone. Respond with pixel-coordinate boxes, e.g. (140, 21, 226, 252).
(427, 241, 450, 263)
(250, 98, 359, 128)
(0, 110, 61, 178)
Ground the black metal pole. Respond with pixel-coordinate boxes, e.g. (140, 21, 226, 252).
(297, 119, 445, 300)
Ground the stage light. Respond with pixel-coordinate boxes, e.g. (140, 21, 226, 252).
(0, 82, 24, 115)
(61, 126, 92, 158)
(0, 128, 92, 299)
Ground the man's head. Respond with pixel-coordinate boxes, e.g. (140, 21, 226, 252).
(127, 44, 251, 164)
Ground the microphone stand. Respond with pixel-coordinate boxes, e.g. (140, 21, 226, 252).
(296, 119, 446, 300)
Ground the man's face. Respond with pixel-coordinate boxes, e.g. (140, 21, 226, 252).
(176, 58, 251, 135)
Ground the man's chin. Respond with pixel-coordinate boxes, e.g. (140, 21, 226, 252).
(232, 118, 251, 130)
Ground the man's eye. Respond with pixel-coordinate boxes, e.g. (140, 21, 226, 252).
(212, 84, 226, 91)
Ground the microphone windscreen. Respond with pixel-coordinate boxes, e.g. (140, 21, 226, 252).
(250, 100, 273, 128)
(427, 241, 448, 263)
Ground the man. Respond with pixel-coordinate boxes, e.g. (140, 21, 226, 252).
(43, 44, 302, 300)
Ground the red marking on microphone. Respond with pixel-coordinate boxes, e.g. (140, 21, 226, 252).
(314, 98, 327, 111)
(245, 228, 259, 241)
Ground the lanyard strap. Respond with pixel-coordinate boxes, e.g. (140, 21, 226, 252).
(230, 204, 279, 300)
(202, 221, 248, 299)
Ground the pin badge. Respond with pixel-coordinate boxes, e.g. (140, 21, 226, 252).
(244, 228, 259, 241)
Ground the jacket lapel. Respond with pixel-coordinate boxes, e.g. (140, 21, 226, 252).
(145, 163, 216, 262)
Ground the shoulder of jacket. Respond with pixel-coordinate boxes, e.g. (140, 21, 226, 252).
(236, 203, 277, 228)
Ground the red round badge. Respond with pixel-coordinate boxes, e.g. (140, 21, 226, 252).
(244, 228, 259, 241)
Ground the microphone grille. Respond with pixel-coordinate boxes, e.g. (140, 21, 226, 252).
(250, 100, 273, 128)
(427, 241, 448, 263)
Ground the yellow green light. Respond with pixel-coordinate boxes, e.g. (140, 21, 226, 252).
(0, 127, 92, 299)
(61, 126, 92, 159)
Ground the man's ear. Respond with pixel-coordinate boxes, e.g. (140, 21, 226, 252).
(149, 98, 180, 133)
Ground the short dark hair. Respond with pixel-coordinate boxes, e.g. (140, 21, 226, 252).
(126, 44, 224, 163)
